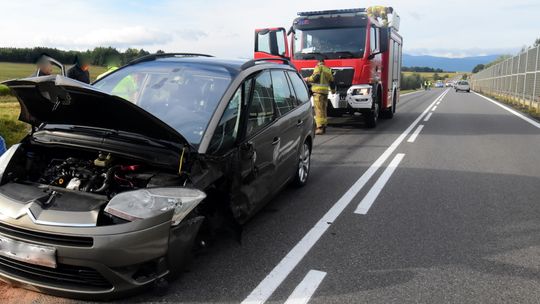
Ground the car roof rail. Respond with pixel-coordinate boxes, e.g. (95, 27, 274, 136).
(127, 53, 214, 65)
(241, 57, 294, 70)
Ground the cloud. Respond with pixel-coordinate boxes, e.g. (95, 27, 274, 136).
(176, 29, 208, 42)
(37, 26, 173, 49)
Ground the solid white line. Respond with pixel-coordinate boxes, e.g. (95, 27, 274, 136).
(283, 270, 327, 304)
(407, 125, 424, 143)
(354, 153, 406, 214)
(424, 112, 433, 122)
(431, 106, 437, 111)
(473, 92, 540, 129)
(400, 90, 422, 97)
(241, 89, 450, 304)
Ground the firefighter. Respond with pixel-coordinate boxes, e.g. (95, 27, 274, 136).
(367, 6, 393, 27)
(67, 55, 90, 84)
(97, 55, 121, 80)
(304, 58, 335, 135)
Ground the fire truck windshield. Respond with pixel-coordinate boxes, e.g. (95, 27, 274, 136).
(293, 27, 366, 60)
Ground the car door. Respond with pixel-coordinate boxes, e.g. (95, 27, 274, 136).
(254, 27, 290, 59)
(236, 70, 282, 218)
(269, 69, 304, 188)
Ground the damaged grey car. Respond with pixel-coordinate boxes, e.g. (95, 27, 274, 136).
(0, 54, 314, 299)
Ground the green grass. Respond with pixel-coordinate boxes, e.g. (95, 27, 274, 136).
(0, 62, 107, 147)
(0, 62, 107, 82)
(0, 102, 28, 147)
(402, 71, 465, 81)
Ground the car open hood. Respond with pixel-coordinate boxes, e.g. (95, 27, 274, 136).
(2, 75, 191, 147)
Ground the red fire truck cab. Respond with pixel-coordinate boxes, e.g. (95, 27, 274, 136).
(255, 8, 402, 127)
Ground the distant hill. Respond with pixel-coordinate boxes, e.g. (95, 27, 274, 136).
(403, 54, 500, 72)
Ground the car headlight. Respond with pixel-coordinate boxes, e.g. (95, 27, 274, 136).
(351, 88, 371, 96)
(0, 144, 20, 183)
(104, 188, 206, 225)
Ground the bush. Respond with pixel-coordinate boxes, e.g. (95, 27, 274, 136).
(401, 72, 423, 90)
(0, 85, 11, 96)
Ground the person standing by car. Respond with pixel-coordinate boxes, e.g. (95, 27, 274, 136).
(31, 54, 54, 77)
(304, 58, 335, 135)
(96, 55, 121, 80)
(67, 55, 90, 84)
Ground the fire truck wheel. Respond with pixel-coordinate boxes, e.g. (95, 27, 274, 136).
(381, 92, 396, 119)
(365, 100, 379, 128)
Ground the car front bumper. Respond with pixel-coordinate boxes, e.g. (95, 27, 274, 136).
(0, 207, 203, 300)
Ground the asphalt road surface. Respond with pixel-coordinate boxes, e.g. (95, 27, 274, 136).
(2, 89, 540, 304)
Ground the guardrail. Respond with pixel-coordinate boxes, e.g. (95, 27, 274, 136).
(470, 45, 540, 113)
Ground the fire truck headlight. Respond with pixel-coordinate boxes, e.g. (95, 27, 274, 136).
(351, 88, 371, 96)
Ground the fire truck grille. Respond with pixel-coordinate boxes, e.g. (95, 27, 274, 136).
(300, 68, 354, 88)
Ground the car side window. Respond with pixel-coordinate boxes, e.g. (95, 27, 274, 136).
(270, 70, 295, 115)
(246, 71, 275, 137)
(208, 81, 251, 155)
(287, 71, 310, 104)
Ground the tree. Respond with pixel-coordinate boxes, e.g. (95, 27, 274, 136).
(472, 64, 485, 73)
(534, 38, 540, 47)
(462, 74, 468, 80)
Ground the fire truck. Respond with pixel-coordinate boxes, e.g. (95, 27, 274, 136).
(254, 8, 402, 127)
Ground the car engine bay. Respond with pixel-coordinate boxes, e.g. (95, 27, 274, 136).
(0, 143, 187, 225)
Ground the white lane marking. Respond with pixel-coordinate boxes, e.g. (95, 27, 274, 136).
(354, 153, 406, 214)
(407, 125, 425, 143)
(424, 112, 433, 122)
(436, 101, 441, 105)
(284, 270, 327, 304)
(241, 89, 450, 304)
(473, 92, 540, 129)
(431, 106, 437, 111)
(400, 90, 422, 97)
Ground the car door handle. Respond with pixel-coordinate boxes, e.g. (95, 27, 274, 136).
(296, 119, 304, 127)
(272, 137, 280, 145)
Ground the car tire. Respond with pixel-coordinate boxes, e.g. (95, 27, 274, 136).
(293, 141, 311, 187)
(467, 90, 470, 93)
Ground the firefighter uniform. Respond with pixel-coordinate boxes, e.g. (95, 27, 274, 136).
(367, 6, 392, 27)
(305, 61, 334, 134)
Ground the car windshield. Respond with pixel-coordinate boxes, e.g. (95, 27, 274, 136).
(93, 61, 234, 145)
(459, 81, 469, 85)
(293, 27, 366, 60)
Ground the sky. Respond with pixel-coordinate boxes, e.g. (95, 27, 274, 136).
(0, 0, 539, 58)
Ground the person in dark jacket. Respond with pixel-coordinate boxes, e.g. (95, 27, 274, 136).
(67, 55, 90, 84)
(31, 54, 54, 77)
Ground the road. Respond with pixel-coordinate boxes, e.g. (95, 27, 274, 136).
(2, 89, 540, 304)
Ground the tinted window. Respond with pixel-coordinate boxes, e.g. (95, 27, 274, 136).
(287, 71, 310, 104)
(93, 61, 234, 145)
(271, 70, 295, 115)
(293, 27, 366, 59)
(247, 71, 275, 136)
(208, 80, 251, 154)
